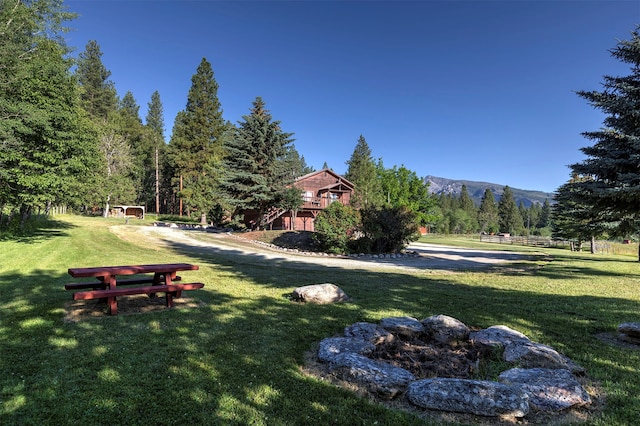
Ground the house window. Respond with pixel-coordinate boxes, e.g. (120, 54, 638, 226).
(304, 191, 313, 201)
(329, 193, 338, 204)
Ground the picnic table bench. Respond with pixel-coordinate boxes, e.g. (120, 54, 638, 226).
(66, 263, 203, 315)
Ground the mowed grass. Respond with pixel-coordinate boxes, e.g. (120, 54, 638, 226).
(2, 216, 640, 425)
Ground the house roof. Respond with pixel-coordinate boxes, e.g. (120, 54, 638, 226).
(295, 168, 355, 190)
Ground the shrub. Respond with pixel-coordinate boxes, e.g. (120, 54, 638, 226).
(313, 202, 359, 253)
(359, 205, 420, 253)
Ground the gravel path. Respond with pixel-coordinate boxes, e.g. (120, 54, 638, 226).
(112, 225, 527, 273)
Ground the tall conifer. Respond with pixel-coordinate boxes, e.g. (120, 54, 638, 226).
(345, 135, 382, 208)
(219, 97, 295, 229)
(168, 58, 226, 223)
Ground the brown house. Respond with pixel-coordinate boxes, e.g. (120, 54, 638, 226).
(267, 168, 355, 231)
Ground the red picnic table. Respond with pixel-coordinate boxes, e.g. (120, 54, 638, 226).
(65, 263, 203, 315)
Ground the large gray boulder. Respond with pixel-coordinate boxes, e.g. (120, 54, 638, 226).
(498, 368, 591, 411)
(470, 325, 530, 347)
(407, 378, 529, 417)
(329, 352, 415, 399)
(421, 314, 470, 343)
(344, 322, 395, 345)
(317, 337, 375, 362)
(503, 341, 585, 373)
(292, 283, 349, 304)
(379, 316, 424, 336)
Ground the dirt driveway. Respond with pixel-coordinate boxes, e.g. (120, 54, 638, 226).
(111, 225, 529, 273)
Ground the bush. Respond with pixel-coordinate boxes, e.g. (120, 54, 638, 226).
(313, 202, 359, 253)
(359, 205, 420, 253)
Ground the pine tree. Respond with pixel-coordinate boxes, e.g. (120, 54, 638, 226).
(537, 199, 552, 229)
(345, 135, 382, 208)
(219, 97, 295, 229)
(477, 188, 499, 233)
(117, 91, 149, 206)
(498, 186, 523, 235)
(76, 40, 117, 120)
(145, 91, 165, 213)
(564, 26, 640, 258)
(167, 58, 226, 223)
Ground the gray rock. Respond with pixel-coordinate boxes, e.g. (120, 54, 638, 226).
(498, 368, 591, 411)
(317, 337, 375, 362)
(421, 314, 470, 343)
(618, 333, 640, 345)
(503, 341, 585, 374)
(330, 352, 415, 399)
(344, 322, 395, 345)
(618, 322, 640, 338)
(407, 378, 529, 417)
(292, 283, 349, 304)
(379, 316, 424, 336)
(470, 325, 530, 348)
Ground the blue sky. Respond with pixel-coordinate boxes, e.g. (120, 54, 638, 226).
(64, 0, 639, 193)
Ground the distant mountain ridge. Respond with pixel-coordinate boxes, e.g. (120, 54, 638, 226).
(424, 176, 554, 207)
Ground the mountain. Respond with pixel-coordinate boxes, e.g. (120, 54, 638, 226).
(424, 176, 554, 207)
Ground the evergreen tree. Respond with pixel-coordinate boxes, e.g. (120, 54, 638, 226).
(552, 177, 607, 252)
(145, 90, 165, 213)
(477, 188, 499, 233)
(167, 58, 226, 223)
(458, 185, 475, 214)
(345, 135, 382, 208)
(219, 97, 295, 229)
(0, 0, 99, 228)
(117, 91, 149, 206)
(498, 186, 523, 235)
(564, 27, 640, 259)
(537, 199, 552, 229)
(76, 40, 117, 120)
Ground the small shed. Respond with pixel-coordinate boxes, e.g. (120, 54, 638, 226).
(113, 205, 145, 219)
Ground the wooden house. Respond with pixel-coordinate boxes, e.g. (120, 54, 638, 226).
(266, 169, 355, 231)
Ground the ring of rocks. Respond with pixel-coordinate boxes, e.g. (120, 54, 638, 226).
(310, 314, 596, 422)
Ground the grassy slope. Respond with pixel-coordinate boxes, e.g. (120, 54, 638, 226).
(1, 216, 640, 425)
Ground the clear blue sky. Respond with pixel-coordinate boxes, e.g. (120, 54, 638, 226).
(65, 0, 639, 193)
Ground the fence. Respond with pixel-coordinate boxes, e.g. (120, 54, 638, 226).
(479, 234, 570, 249)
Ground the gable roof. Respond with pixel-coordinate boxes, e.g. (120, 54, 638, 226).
(295, 168, 355, 190)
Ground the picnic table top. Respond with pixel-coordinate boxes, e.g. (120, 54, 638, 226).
(68, 263, 199, 278)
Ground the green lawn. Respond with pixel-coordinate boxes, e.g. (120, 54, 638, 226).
(2, 216, 640, 425)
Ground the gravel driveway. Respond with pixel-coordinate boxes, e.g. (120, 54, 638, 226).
(112, 225, 527, 272)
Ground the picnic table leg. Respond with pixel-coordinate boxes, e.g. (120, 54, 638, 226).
(107, 296, 118, 315)
(108, 274, 119, 314)
(165, 292, 175, 308)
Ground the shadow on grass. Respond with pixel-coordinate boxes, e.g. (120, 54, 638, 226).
(0, 218, 75, 244)
(3, 234, 640, 424)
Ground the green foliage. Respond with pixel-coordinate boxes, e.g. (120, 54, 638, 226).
(497, 186, 524, 235)
(345, 135, 382, 208)
(561, 26, 640, 257)
(357, 205, 420, 253)
(0, 0, 99, 229)
(313, 201, 359, 253)
(478, 188, 499, 233)
(167, 58, 226, 223)
(377, 162, 438, 226)
(219, 97, 295, 229)
(76, 39, 117, 120)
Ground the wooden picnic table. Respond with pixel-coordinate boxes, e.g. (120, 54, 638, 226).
(66, 263, 203, 315)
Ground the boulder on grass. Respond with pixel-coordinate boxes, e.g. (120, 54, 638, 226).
(292, 283, 349, 304)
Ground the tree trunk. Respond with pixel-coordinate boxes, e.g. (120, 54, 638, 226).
(155, 147, 160, 214)
(103, 194, 111, 218)
(200, 212, 207, 225)
(590, 236, 596, 254)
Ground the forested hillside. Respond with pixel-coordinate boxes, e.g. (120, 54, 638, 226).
(425, 176, 554, 207)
